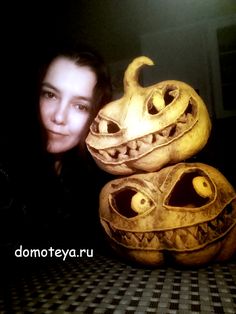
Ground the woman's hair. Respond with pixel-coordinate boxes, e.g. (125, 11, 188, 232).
(37, 41, 112, 119)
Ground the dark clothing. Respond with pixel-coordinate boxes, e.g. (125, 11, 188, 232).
(0, 145, 114, 266)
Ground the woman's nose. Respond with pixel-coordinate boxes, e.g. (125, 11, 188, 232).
(52, 102, 67, 125)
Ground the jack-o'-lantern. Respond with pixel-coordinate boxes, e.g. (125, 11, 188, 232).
(99, 163, 236, 266)
(86, 56, 212, 175)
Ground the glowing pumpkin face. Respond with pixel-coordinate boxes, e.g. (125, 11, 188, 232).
(86, 56, 212, 175)
(99, 163, 236, 266)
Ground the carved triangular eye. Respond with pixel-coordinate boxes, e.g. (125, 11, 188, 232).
(147, 87, 178, 115)
(166, 171, 214, 208)
(164, 87, 178, 105)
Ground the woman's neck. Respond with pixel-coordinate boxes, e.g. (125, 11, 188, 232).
(53, 154, 64, 176)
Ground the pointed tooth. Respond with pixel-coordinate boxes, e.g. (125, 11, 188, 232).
(137, 140, 143, 148)
(127, 140, 137, 150)
(165, 230, 174, 240)
(130, 233, 141, 245)
(209, 219, 218, 230)
(185, 233, 199, 249)
(118, 154, 129, 160)
(175, 122, 185, 134)
(125, 232, 133, 240)
(107, 148, 117, 157)
(142, 237, 149, 247)
(161, 125, 172, 137)
(164, 230, 174, 246)
(186, 113, 194, 122)
(145, 232, 155, 241)
(99, 150, 113, 161)
(188, 226, 198, 237)
(200, 223, 208, 233)
(137, 141, 150, 153)
(123, 235, 131, 246)
(119, 146, 127, 154)
(154, 133, 166, 145)
(129, 149, 139, 157)
(175, 234, 186, 249)
(135, 233, 144, 241)
(143, 134, 153, 144)
(149, 235, 160, 248)
(178, 113, 187, 123)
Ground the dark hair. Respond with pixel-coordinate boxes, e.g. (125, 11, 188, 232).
(37, 41, 112, 119)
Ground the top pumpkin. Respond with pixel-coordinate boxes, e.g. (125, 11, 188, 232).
(86, 56, 212, 175)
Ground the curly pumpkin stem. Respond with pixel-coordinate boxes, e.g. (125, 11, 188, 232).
(124, 56, 154, 93)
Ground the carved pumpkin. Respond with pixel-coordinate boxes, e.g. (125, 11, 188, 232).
(86, 56, 212, 175)
(99, 163, 236, 266)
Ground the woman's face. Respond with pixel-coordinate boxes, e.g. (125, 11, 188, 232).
(39, 56, 97, 154)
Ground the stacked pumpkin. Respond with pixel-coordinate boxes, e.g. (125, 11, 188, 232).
(86, 56, 236, 266)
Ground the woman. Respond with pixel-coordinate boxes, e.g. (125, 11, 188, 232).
(11, 42, 113, 250)
(38, 43, 112, 174)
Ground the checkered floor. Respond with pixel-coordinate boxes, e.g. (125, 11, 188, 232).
(1, 251, 236, 313)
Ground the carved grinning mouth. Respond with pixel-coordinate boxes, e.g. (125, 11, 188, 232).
(89, 100, 197, 164)
(101, 203, 236, 252)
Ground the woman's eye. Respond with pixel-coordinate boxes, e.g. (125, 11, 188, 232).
(74, 103, 89, 112)
(41, 91, 56, 99)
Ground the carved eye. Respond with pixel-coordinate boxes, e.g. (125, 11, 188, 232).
(111, 188, 154, 218)
(131, 192, 151, 214)
(90, 116, 120, 134)
(147, 87, 178, 115)
(166, 171, 214, 208)
(192, 176, 213, 198)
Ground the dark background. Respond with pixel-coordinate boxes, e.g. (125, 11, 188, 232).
(1, 0, 236, 221)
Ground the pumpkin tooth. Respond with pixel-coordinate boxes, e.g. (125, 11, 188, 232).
(107, 148, 118, 157)
(137, 141, 150, 153)
(188, 226, 198, 237)
(175, 234, 186, 249)
(142, 237, 149, 247)
(199, 223, 208, 234)
(186, 112, 194, 123)
(176, 121, 186, 133)
(161, 125, 173, 137)
(134, 233, 145, 241)
(178, 112, 188, 123)
(153, 133, 166, 145)
(118, 153, 129, 160)
(127, 140, 137, 150)
(125, 232, 133, 240)
(117, 145, 127, 155)
(208, 219, 218, 230)
(142, 134, 153, 144)
(185, 233, 199, 248)
(99, 149, 113, 161)
(164, 230, 174, 246)
(129, 149, 139, 157)
(131, 233, 141, 245)
(149, 235, 160, 248)
(145, 232, 156, 241)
